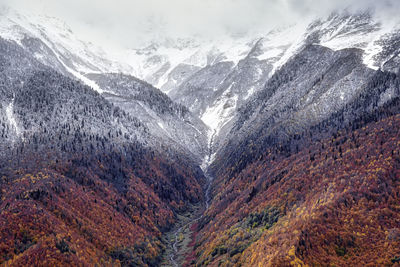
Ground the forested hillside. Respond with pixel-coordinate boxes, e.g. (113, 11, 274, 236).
(188, 94, 400, 266)
(0, 38, 205, 266)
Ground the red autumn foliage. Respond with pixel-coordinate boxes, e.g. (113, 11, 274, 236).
(189, 114, 400, 266)
(0, 147, 204, 266)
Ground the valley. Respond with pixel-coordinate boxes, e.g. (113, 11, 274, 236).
(166, 129, 215, 266)
(0, 4, 400, 267)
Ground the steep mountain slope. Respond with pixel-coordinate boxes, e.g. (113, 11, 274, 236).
(0, 9, 208, 161)
(187, 51, 400, 265)
(132, 11, 400, 154)
(189, 99, 400, 266)
(0, 37, 205, 266)
(0, 7, 302, 143)
(183, 11, 400, 267)
(0, 36, 147, 153)
(166, 27, 308, 143)
(87, 73, 208, 160)
(210, 11, 400, 173)
(213, 44, 374, 176)
(0, 8, 131, 78)
(5, 8, 400, 155)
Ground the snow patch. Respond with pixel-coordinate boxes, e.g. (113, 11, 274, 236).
(157, 121, 165, 130)
(244, 86, 256, 100)
(268, 23, 310, 75)
(6, 98, 22, 139)
(257, 48, 282, 61)
(201, 150, 217, 172)
(201, 83, 238, 136)
(51, 48, 105, 93)
(314, 13, 395, 70)
(363, 38, 383, 70)
(200, 129, 217, 171)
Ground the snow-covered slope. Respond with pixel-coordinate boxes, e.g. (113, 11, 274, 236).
(0, 8, 132, 75)
(0, 8, 208, 162)
(167, 11, 400, 152)
(87, 73, 208, 160)
(307, 12, 400, 70)
(124, 37, 254, 89)
(130, 12, 400, 147)
(2, 7, 400, 164)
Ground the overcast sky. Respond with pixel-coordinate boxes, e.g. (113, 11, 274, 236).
(2, 0, 400, 47)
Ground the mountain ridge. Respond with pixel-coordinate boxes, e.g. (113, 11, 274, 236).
(1, 6, 400, 267)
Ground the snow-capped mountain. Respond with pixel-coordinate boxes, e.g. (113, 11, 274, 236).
(123, 11, 400, 156)
(211, 11, 400, 176)
(0, 7, 209, 162)
(165, 11, 400, 158)
(0, 37, 148, 155)
(0, 8, 132, 77)
(1, 7, 400, 163)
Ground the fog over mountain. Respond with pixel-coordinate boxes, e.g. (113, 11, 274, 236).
(2, 0, 400, 47)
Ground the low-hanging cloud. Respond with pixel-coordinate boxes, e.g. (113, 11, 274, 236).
(2, 0, 400, 47)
